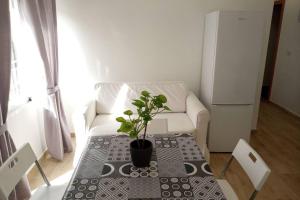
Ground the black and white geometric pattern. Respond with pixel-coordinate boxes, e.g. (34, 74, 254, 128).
(119, 161, 159, 178)
(189, 176, 226, 200)
(184, 160, 213, 177)
(156, 147, 182, 161)
(155, 136, 178, 148)
(82, 148, 108, 162)
(128, 178, 161, 199)
(107, 137, 132, 161)
(76, 148, 107, 178)
(101, 163, 116, 177)
(89, 136, 111, 149)
(159, 177, 194, 199)
(63, 134, 226, 200)
(96, 178, 129, 200)
(157, 160, 187, 177)
(63, 178, 99, 199)
(176, 136, 204, 161)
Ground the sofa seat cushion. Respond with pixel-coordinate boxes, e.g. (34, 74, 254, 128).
(89, 113, 195, 136)
(90, 114, 120, 135)
(153, 113, 195, 134)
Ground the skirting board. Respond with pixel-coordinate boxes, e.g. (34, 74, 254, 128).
(26, 133, 76, 175)
(270, 101, 300, 118)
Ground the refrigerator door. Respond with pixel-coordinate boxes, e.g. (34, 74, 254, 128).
(212, 11, 265, 105)
(208, 105, 253, 152)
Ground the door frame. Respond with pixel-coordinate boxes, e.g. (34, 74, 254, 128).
(267, 0, 285, 100)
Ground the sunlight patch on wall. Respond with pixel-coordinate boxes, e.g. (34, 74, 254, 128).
(57, 15, 94, 129)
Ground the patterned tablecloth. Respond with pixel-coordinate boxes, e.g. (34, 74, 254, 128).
(63, 134, 226, 200)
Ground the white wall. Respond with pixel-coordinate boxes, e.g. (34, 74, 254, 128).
(271, 0, 300, 117)
(7, 102, 46, 158)
(56, 0, 274, 131)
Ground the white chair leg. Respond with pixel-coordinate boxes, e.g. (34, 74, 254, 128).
(35, 161, 51, 186)
(249, 190, 258, 200)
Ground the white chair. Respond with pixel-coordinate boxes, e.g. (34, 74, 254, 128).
(217, 139, 271, 200)
(0, 143, 68, 200)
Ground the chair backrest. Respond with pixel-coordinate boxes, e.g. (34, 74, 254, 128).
(0, 143, 37, 200)
(232, 139, 271, 191)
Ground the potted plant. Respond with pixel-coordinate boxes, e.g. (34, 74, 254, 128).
(116, 90, 171, 167)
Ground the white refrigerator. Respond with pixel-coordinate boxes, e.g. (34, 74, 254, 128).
(200, 11, 265, 152)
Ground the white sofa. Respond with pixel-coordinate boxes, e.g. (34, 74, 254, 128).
(73, 81, 210, 162)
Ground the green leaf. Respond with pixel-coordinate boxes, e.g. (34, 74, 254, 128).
(141, 90, 150, 97)
(143, 114, 152, 122)
(119, 91, 170, 138)
(133, 119, 141, 123)
(137, 108, 142, 116)
(153, 98, 163, 108)
(119, 121, 134, 133)
(163, 106, 171, 111)
(140, 96, 148, 102)
(132, 99, 145, 108)
(123, 110, 133, 116)
(129, 130, 138, 138)
(116, 117, 126, 122)
(157, 95, 167, 103)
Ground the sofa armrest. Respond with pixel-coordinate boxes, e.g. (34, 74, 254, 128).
(186, 92, 210, 158)
(72, 100, 96, 165)
(73, 100, 96, 134)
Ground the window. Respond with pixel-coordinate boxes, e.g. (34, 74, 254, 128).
(10, 42, 21, 99)
(8, 0, 45, 112)
(9, 42, 30, 111)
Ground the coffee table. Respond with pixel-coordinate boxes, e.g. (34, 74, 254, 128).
(63, 133, 226, 200)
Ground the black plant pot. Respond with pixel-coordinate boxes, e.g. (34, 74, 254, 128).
(130, 139, 153, 168)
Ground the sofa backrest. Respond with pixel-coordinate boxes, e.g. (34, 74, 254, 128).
(94, 81, 188, 114)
